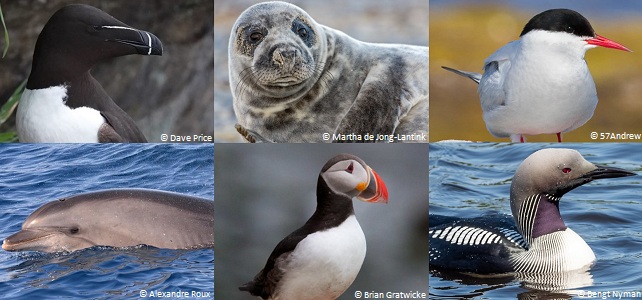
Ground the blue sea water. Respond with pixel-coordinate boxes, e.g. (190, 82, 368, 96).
(0, 144, 214, 299)
(429, 142, 642, 299)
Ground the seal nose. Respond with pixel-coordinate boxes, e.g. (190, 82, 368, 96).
(280, 50, 297, 60)
(272, 48, 298, 72)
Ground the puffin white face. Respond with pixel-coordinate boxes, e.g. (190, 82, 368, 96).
(321, 159, 388, 203)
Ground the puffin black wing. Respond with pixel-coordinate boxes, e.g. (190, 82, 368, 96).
(429, 214, 527, 274)
(239, 228, 311, 299)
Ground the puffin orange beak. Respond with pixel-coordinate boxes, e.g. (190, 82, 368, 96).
(357, 167, 388, 204)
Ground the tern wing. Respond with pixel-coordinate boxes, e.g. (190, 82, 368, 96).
(442, 66, 481, 84)
(479, 41, 518, 113)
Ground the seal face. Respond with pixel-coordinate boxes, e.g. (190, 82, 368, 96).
(229, 1, 428, 143)
(231, 2, 324, 99)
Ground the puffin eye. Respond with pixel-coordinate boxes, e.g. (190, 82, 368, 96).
(345, 162, 354, 174)
(562, 168, 572, 174)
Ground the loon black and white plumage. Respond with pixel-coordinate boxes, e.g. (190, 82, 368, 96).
(16, 4, 162, 143)
(239, 154, 388, 300)
(429, 148, 635, 274)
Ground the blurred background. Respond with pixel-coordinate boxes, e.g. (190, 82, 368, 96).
(430, 0, 642, 142)
(215, 144, 428, 299)
(0, 0, 214, 142)
(214, 0, 429, 142)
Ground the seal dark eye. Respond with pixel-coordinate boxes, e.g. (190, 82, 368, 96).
(70, 228, 79, 234)
(297, 27, 308, 39)
(291, 18, 315, 47)
(239, 26, 267, 56)
(249, 31, 263, 43)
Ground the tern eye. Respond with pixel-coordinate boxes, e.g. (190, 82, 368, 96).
(562, 168, 572, 174)
(565, 26, 575, 34)
(345, 162, 354, 174)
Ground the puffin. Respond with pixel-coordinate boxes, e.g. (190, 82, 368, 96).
(239, 153, 389, 300)
(16, 4, 163, 143)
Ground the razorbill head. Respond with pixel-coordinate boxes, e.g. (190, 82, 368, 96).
(16, 4, 163, 143)
(239, 153, 388, 300)
(443, 8, 630, 142)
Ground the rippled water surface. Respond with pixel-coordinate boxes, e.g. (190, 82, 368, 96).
(429, 142, 642, 299)
(0, 144, 214, 299)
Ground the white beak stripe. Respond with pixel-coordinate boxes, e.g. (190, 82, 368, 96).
(145, 32, 152, 55)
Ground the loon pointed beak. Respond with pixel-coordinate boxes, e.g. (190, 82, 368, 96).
(551, 165, 635, 198)
(357, 167, 388, 204)
(584, 165, 636, 180)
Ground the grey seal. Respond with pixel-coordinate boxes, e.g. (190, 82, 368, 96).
(2, 189, 214, 252)
(229, 1, 428, 143)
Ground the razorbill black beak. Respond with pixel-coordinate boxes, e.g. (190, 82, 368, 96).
(99, 26, 163, 56)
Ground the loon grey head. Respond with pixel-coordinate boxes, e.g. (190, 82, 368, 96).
(509, 148, 635, 246)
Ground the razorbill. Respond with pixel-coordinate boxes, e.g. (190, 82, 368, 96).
(239, 153, 389, 300)
(16, 4, 163, 142)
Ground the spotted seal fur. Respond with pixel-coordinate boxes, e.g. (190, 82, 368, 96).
(229, 1, 428, 143)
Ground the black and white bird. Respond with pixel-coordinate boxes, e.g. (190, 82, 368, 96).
(429, 148, 634, 274)
(16, 4, 163, 142)
(443, 9, 630, 143)
(239, 154, 388, 300)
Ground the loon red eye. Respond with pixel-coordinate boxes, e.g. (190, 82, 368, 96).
(562, 168, 572, 173)
(346, 162, 354, 174)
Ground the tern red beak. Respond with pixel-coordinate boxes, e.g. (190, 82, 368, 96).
(587, 34, 632, 52)
(357, 167, 389, 204)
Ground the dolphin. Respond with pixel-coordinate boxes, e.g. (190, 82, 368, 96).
(2, 189, 214, 252)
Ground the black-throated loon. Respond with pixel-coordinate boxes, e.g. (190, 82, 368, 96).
(429, 148, 635, 274)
